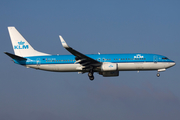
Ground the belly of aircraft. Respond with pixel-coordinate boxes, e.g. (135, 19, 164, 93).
(26, 62, 169, 72)
(118, 62, 166, 71)
(26, 64, 81, 72)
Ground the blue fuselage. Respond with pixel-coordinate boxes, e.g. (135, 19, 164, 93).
(14, 53, 174, 65)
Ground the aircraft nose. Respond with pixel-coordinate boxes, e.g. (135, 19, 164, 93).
(170, 62, 176, 67)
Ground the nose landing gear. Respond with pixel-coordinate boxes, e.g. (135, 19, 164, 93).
(156, 73, 160, 77)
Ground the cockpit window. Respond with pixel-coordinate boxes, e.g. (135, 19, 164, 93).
(162, 57, 168, 60)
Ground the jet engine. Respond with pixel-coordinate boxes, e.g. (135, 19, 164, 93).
(100, 62, 119, 77)
(101, 62, 118, 71)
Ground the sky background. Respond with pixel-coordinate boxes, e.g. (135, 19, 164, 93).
(0, 0, 180, 120)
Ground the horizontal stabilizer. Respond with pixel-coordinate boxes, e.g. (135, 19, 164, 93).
(4, 52, 27, 61)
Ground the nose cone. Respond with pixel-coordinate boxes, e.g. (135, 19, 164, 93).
(170, 62, 176, 67)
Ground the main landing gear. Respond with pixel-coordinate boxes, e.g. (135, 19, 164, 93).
(88, 69, 94, 81)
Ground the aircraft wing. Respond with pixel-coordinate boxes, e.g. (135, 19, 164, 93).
(59, 36, 101, 67)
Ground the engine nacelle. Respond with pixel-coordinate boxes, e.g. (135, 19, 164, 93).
(100, 71, 119, 77)
(101, 62, 118, 71)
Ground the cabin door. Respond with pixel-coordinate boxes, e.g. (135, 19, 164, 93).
(36, 58, 41, 66)
(153, 56, 158, 63)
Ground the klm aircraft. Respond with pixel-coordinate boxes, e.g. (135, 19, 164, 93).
(5, 27, 175, 80)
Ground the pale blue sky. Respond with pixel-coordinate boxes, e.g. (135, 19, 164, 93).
(0, 1, 180, 120)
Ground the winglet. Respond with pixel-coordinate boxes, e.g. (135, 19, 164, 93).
(59, 35, 69, 48)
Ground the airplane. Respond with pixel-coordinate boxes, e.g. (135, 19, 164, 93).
(5, 27, 175, 80)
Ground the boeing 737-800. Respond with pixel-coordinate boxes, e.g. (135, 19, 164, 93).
(5, 27, 175, 80)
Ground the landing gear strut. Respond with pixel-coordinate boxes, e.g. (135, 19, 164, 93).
(88, 69, 94, 81)
(156, 73, 160, 77)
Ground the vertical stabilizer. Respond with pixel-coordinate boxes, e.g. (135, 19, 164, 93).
(8, 27, 49, 57)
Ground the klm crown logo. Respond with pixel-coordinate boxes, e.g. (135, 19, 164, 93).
(18, 41, 25, 45)
(14, 41, 29, 49)
(109, 65, 113, 68)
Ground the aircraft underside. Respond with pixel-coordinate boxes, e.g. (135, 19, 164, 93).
(25, 62, 173, 80)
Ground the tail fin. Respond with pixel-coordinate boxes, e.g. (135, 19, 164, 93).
(8, 27, 49, 57)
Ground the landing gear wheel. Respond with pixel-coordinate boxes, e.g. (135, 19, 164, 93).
(89, 76, 94, 81)
(157, 73, 160, 77)
(88, 72, 93, 77)
(88, 68, 94, 80)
